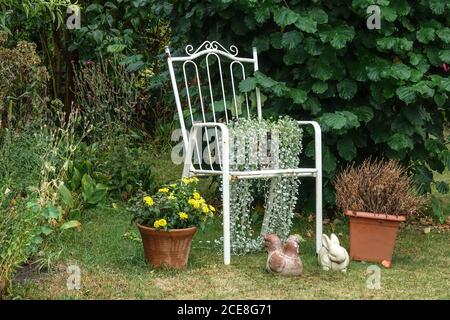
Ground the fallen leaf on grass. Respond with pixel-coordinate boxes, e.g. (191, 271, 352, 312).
(423, 227, 431, 234)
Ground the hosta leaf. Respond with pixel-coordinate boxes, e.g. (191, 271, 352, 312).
(337, 137, 357, 161)
(273, 7, 298, 27)
(281, 31, 303, 50)
(312, 81, 328, 94)
(396, 86, 416, 104)
(294, 15, 317, 33)
(337, 79, 357, 100)
(388, 133, 414, 151)
(416, 27, 435, 44)
(58, 184, 74, 209)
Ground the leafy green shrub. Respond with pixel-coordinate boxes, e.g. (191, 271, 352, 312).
(168, 0, 450, 216)
(0, 31, 49, 133)
(0, 196, 40, 297)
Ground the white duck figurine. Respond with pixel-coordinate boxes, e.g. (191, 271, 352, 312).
(318, 234, 350, 272)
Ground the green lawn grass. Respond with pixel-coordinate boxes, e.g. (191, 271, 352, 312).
(7, 150, 450, 300)
(8, 203, 450, 300)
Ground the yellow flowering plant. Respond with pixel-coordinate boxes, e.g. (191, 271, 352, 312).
(130, 177, 215, 231)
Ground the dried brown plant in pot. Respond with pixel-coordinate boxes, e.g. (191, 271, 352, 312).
(334, 159, 425, 267)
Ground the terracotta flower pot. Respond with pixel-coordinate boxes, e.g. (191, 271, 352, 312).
(345, 210, 406, 268)
(137, 224, 197, 269)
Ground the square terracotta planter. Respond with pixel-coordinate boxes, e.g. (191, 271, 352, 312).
(345, 210, 406, 268)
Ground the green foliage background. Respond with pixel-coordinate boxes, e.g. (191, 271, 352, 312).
(168, 0, 450, 213)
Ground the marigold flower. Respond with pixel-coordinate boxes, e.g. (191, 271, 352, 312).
(158, 188, 169, 193)
(154, 218, 167, 228)
(193, 192, 201, 200)
(208, 205, 216, 212)
(143, 196, 154, 206)
(178, 212, 188, 220)
(201, 205, 209, 213)
(188, 198, 201, 209)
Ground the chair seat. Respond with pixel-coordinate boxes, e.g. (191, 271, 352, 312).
(191, 167, 318, 179)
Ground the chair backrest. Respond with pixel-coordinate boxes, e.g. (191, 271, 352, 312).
(166, 41, 262, 152)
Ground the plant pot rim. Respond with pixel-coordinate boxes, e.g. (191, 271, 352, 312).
(345, 210, 406, 222)
(137, 223, 197, 233)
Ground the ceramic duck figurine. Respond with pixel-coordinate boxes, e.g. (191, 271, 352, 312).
(264, 234, 303, 276)
(318, 234, 350, 272)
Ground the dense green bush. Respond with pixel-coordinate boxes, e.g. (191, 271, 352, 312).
(169, 0, 450, 218)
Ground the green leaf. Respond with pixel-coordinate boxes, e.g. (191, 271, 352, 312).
(290, 88, 307, 104)
(440, 150, 450, 169)
(41, 225, 53, 236)
(58, 184, 74, 209)
(273, 7, 298, 27)
(319, 111, 359, 131)
(388, 133, 414, 151)
(60, 220, 81, 230)
(106, 44, 126, 53)
(353, 106, 374, 123)
(82, 174, 95, 200)
(435, 181, 449, 194)
(434, 93, 447, 107)
(44, 204, 59, 220)
(294, 15, 317, 33)
(436, 28, 450, 43)
(438, 50, 450, 63)
(337, 137, 357, 161)
(308, 8, 328, 24)
(308, 58, 332, 81)
(396, 86, 416, 104)
(92, 30, 104, 44)
(281, 31, 303, 49)
(126, 61, 145, 72)
(86, 185, 108, 205)
(255, 6, 271, 23)
(239, 77, 257, 93)
(323, 147, 337, 174)
(304, 37, 323, 56)
(85, 3, 103, 13)
(337, 79, 357, 100)
(312, 81, 328, 94)
(390, 63, 411, 80)
(416, 27, 435, 44)
(381, 6, 397, 22)
(428, 0, 446, 14)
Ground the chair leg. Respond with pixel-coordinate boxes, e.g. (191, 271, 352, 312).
(222, 173, 231, 265)
(316, 172, 323, 254)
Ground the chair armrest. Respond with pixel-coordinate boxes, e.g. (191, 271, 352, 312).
(297, 121, 322, 172)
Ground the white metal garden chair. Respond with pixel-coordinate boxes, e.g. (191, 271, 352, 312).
(165, 41, 322, 265)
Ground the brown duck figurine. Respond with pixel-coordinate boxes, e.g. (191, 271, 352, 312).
(264, 234, 303, 276)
